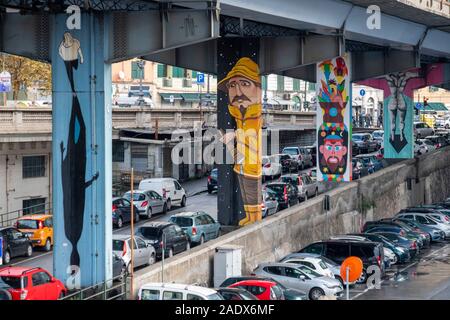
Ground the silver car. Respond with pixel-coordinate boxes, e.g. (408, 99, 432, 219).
(396, 213, 450, 238)
(123, 189, 167, 219)
(414, 122, 435, 139)
(253, 262, 343, 300)
(262, 190, 278, 218)
(112, 234, 156, 273)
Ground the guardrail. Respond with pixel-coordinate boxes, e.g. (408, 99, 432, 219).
(61, 274, 129, 300)
(0, 202, 52, 228)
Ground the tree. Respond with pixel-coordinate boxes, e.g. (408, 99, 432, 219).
(0, 53, 51, 100)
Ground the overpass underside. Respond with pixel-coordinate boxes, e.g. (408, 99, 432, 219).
(1, 0, 450, 288)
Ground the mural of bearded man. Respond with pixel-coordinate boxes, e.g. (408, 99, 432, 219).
(217, 57, 262, 226)
(318, 127, 349, 180)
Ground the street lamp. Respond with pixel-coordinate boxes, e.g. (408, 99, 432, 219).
(136, 60, 146, 106)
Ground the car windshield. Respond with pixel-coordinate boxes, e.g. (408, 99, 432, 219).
(124, 193, 145, 201)
(206, 293, 224, 300)
(138, 227, 161, 239)
(266, 185, 285, 194)
(16, 219, 39, 229)
(319, 256, 339, 267)
(169, 217, 193, 227)
(283, 148, 298, 155)
(211, 169, 218, 178)
(0, 276, 22, 289)
(318, 261, 328, 269)
(112, 239, 125, 251)
(297, 265, 321, 277)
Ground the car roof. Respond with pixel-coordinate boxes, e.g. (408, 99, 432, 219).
(232, 280, 276, 286)
(140, 221, 173, 228)
(140, 178, 174, 183)
(216, 287, 248, 293)
(282, 256, 321, 263)
(124, 189, 147, 194)
(112, 234, 132, 240)
(17, 214, 52, 220)
(139, 283, 217, 295)
(0, 267, 43, 276)
(258, 262, 303, 268)
(170, 211, 204, 218)
(309, 239, 380, 246)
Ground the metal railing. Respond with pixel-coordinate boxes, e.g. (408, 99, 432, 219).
(0, 202, 52, 227)
(61, 274, 129, 300)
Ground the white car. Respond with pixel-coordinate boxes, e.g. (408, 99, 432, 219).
(138, 283, 223, 300)
(262, 155, 282, 180)
(279, 256, 335, 279)
(113, 93, 152, 107)
(112, 235, 156, 273)
(138, 178, 186, 211)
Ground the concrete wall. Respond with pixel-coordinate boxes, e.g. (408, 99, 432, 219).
(132, 146, 450, 293)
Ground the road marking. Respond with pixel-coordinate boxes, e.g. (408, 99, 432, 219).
(10, 251, 53, 266)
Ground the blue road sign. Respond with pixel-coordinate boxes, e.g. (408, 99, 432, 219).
(360, 89, 366, 96)
(197, 73, 205, 84)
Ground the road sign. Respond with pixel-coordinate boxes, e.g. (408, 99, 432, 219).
(360, 89, 366, 96)
(0, 71, 11, 93)
(197, 72, 205, 84)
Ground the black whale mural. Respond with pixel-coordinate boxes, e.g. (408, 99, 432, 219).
(59, 32, 98, 272)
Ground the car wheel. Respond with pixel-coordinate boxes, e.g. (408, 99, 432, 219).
(356, 270, 367, 284)
(3, 250, 11, 264)
(200, 235, 205, 245)
(309, 287, 325, 300)
(117, 217, 123, 229)
(25, 244, 33, 257)
(181, 196, 187, 207)
(163, 203, 168, 214)
(148, 253, 156, 266)
(146, 207, 152, 219)
(167, 199, 172, 211)
(44, 238, 52, 252)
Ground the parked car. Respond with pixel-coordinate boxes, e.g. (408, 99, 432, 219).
(169, 211, 220, 245)
(424, 135, 447, 149)
(216, 287, 258, 300)
(280, 173, 318, 201)
(348, 233, 411, 264)
(112, 252, 126, 279)
(135, 222, 190, 259)
(262, 155, 283, 181)
(364, 225, 424, 249)
(229, 280, 285, 300)
(112, 235, 156, 273)
(0, 267, 67, 300)
(396, 212, 450, 238)
(265, 182, 299, 209)
(253, 262, 343, 300)
(138, 283, 223, 300)
(138, 178, 186, 210)
(262, 189, 279, 218)
(298, 240, 385, 283)
(15, 214, 53, 252)
(207, 168, 218, 193)
(414, 122, 434, 139)
(394, 218, 443, 242)
(414, 139, 431, 155)
(378, 218, 430, 246)
(416, 204, 450, 215)
(219, 276, 307, 300)
(372, 130, 384, 148)
(0, 227, 33, 264)
(369, 232, 418, 258)
(123, 190, 167, 219)
(279, 255, 335, 278)
(112, 197, 140, 229)
(352, 133, 378, 154)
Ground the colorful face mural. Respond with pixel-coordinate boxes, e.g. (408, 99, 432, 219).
(316, 54, 352, 182)
(218, 57, 262, 226)
(359, 63, 450, 158)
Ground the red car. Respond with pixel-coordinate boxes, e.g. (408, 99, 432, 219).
(0, 267, 67, 300)
(229, 280, 284, 300)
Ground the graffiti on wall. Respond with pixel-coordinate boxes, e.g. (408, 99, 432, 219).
(316, 54, 352, 182)
(218, 57, 262, 226)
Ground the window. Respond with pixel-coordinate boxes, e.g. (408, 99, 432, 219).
(264, 266, 283, 276)
(186, 294, 204, 300)
(221, 292, 242, 300)
(23, 198, 46, 215)
(326, 243, 349, 260)
(174, 181, 182, 190)
(293, 79, 300, 91)
(141, 289, 160, 300)
(44, 218, 53, 228)
(32, 272, 51, 286)
(131, 61, 144, 80)
(301, 261, 315, 270)
(284, 267, 305, 279)
(122, 199, 131, 207)
(246, 286, 266, 296)
(113, 141, 125, 163)
(277, 75, 284, 91)
(301, 243, 324, 255)
(192, 71, 198, 79)
(351, 245, 373, 259)
(136, 237, 147, 249)
(163, 291, 183, 300)
(204, 214, 215, 225)
(157, 64, 167, 78)
(23, 156, 46, 178)
(172, 67, 184, 78)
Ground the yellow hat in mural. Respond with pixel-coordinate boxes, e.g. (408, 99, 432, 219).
(218, 57, 261, 92)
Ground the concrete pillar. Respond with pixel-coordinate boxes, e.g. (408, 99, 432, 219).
(52, 12, 112, 289)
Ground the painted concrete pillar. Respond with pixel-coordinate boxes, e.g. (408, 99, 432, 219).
(52, 13, 112, 289)
(217, 37, 262, 226)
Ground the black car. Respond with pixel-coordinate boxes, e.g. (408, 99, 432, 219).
(112, 197, 140, 229)
(298, 240, 385, 283)
(219, 276, 307, 300)
(216, 287, 258, 300)
(207, 168, 218, 193)
(0, 227, 33, 264)
(265, 182, 299, 210)
(135, 221, 190, 259)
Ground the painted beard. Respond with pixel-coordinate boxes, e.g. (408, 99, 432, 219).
(321, 156, 345, 174)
